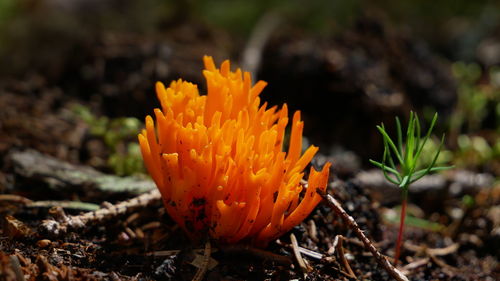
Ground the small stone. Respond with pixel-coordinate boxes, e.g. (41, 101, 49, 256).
(37, 239, 52, 248)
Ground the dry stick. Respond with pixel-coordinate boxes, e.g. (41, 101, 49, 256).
(276, 239, 324, 261)
(308, 219, 319, 242)
(192, 241, 212, 281)
(336, 236, 357, 279)
(296, 246, 323, 260)
(40, 189, 161, 236)
(404, 242, 459, 256)
(317, 190, 409, 281)
(400, 257, 430, 275)
(290, 233, 309, 274)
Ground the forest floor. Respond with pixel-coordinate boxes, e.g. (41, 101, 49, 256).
(0, 20, 498, 280)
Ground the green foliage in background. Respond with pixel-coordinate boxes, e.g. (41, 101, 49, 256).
(195, 0, 360, 35)
(1, 0, 498, 69)
(73, 105, 145, 176)
(0, 0, 18, 45)
(451, 62, 499, 133)
(455, 134, 500, 169)
(416, 136, 453, 170)
(447, 62, 500, 170)
(0, 0, 17, 23)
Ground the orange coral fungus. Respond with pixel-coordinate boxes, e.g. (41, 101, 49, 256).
(138, 56, 331, 246)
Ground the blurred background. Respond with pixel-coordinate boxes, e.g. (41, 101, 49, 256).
(0, 0, 498, 177)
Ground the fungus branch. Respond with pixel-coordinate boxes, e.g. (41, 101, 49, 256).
(138, 57, 330, 246)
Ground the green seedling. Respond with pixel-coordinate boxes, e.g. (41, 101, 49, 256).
(370, 111, 453, 265)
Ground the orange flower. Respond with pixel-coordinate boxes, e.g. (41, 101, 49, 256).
(139, 56, 331, 246)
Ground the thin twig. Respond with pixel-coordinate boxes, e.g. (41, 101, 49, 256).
(148, 250, 181, 257)
(404, 242, 459, 256)
(336, 236, 357, 279)
(147, 247, 219, 257)
(327, 235, 340, 256)
(308, 219, 319, 242)
(429, 254, 458, 276)
(192, 241, 212, 281)
(275, 239, 324, 260)
(40, 189, 161, 236)
(296, 246, 323, 260)
(318, 190, 409, 281)
(400, 257, 430, 275)
(290, 233, 310, 274)
(219, 244, 292, 265)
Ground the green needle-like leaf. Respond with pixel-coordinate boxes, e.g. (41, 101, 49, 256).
(371, 111, 451, 188)
(369, 160, 400, 175)
(380, 141, 401, 185)
(396, 116, 403, 155)
(414, 113, 438, 163)
(410, 134, 451, 183)
(411, 166, 453, 182)
(415, 113, 421, 154)
(404, 113, 413, 166)
(386, 149, 398, 172)
(377, 125, 404, 165)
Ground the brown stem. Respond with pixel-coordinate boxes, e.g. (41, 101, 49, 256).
(317, 190, 409, 281)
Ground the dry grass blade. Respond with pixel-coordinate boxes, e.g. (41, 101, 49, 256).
(297, 246, 324, 260)
(336, 236, 357, 279)
(290, 233, 310, 274)
(308, 219, 319, 242)
(400, 257, 430, 275)
(327, 235, 340, 255)
(427, 243, 459, 256)
(192, 241, 212, 281)
(404, 242, 459, 256)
